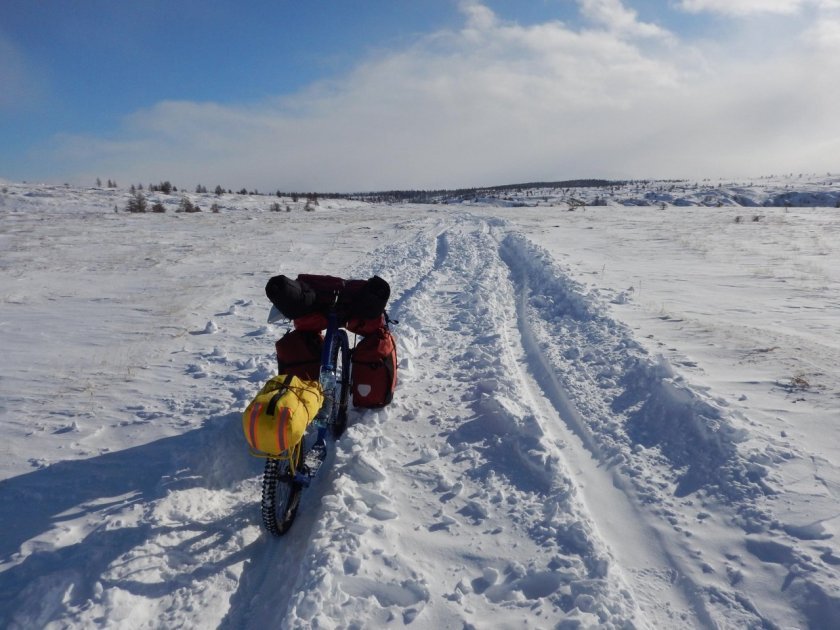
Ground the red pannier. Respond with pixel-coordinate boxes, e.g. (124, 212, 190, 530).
(275, 329, 323, 381)
(351, 327, 397, 408)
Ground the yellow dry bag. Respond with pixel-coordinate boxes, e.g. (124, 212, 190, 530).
(242, 374, 324, 456)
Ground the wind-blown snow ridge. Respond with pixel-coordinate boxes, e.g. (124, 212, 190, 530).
(497, 229, 840, 628)
(501, 233, 770, 505)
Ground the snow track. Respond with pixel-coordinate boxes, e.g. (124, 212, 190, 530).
(500, 236, 711, 628)
(496, 229, 840, 628)
(281, 216, 639, 628)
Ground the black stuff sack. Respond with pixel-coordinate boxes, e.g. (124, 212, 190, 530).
(266, 273, 390, 323)
(347, 276, 390, 320)
(265, 275, 316, 320)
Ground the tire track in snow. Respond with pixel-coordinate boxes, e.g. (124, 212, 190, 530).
(499, 235, 713, 628)
(496, 230, 812, 628)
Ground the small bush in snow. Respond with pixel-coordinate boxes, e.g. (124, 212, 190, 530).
(178, 197, 200, 213)
(125, 191, 148, 213)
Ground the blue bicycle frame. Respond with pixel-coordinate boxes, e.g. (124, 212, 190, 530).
(318, 311, 351, 436)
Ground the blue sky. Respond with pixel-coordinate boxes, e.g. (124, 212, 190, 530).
(2, 0, 839, 190)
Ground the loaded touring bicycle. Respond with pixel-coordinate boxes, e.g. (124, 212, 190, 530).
(243, 274, 397, 535)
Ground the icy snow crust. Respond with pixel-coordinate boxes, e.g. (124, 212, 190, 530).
(1, 179, 839, 628)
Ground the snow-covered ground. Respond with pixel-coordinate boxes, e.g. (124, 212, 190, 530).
(1, 178, 839, 628)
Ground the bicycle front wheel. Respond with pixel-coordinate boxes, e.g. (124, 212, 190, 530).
(261, 449, 303, 536)
(328, 329, 351, 437)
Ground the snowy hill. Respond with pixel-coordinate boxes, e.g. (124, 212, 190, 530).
(1, 178, 839, 628)
(344, 173, 840, 208)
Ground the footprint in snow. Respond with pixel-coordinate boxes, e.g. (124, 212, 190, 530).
(440, 481, 464, 502)
(429, 510, 458, 532)
(185, 363, 209, 378)
(244, 325, 270, 337)
(343, 557, 361, 575)
(52, 421, 80, 435)
(248, 364, 274, 383)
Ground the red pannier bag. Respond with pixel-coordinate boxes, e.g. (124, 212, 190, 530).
(275, 329, 323, 381)
(351, 327, 397, 408)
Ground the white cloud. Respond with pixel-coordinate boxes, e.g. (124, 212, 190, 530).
(678, 0, 807, 15)
(460, 0, 498, 30)
(806, 16, 840, 46)
(48, 2, 840, 189)
(578, 0, 673, 39)
(0, 32, 43, 110)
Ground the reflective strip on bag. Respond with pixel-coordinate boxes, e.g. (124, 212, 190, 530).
(277, 406, 291, 452)
(249, 403, 263, 451)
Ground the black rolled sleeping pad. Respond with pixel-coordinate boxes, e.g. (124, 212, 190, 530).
(265, 275, 317, 319)
(265, 274, 390, 321)
(346, 275, 390, 319)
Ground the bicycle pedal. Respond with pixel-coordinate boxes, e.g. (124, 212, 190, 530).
(303, 443, 327, 475)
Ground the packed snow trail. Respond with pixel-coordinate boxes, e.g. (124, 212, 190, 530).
(497, 230, 840, 628)
(276, 215, 642, 628)
(499, 236, 714, 627)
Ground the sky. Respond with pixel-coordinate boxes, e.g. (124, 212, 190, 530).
(2, 0, 839, 191)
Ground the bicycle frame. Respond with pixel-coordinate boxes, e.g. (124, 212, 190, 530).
(319, 311, 350, 433)
(260, 291, 352, 535)
(320, 311, 340, 379)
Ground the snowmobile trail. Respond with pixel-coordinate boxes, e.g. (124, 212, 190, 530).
(281, 216, 644, 627)
(496, 228, 840, 628)
(240, 213, 781, 628)
(499, 235, 713, 627)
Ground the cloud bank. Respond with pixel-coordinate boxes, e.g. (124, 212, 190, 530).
(47, 0, 840, 190)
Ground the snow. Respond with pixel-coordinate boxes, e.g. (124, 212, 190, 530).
(1, 177, 839, 628)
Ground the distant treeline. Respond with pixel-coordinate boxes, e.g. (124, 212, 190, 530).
(345, 179, 623, 204)
(98, 177, 626, 205)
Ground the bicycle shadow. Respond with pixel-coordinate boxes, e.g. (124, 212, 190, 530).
(0, 411, 263, 625)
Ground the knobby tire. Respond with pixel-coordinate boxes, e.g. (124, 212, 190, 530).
(261, 449, 303, 536)
(329, 331, 351, 438)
